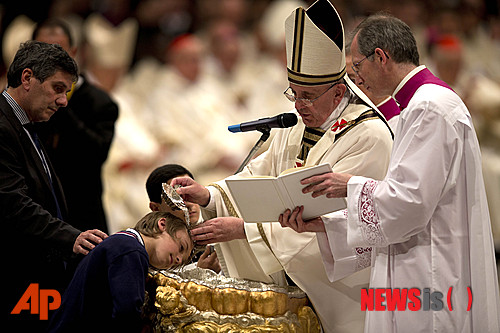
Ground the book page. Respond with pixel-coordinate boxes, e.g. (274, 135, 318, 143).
(279, 165, 309, 176)
(226, 178, 287, 222)
(278, 163, 346, 220)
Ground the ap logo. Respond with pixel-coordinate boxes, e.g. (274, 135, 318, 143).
(11, 283, 61, 320)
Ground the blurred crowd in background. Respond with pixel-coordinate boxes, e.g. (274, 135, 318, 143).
(1, 0, 499, 248)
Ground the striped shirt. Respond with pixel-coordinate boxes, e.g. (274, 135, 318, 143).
(2, 90, 30, 125)
(2, 90, 52, 178)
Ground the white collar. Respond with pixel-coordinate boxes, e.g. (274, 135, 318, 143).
(75, 75, 84, 90)
(376, 96, 392, 107)
(392, 65, 426, 99)
(126, 228, 145, 246)
(319, 94, 350, 131)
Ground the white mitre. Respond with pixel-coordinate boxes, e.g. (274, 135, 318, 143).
(285, 0, 379, 111)
(285, 0, 345, 86)
(2, 16, 35, 68)
(260, 0, 306, 51)
(84, 13, 138, 68)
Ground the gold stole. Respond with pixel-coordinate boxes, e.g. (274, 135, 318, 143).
(296, 127, 326, 167)
(66, 82, 76, 101)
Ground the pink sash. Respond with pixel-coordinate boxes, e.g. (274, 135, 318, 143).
(395, 68, 454, 110)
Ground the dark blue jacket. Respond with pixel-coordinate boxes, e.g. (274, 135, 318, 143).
(48, 231, 149, 333)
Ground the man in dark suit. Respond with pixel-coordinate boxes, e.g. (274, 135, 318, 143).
(1, 41, 107, 330)
(33, 18, 119, 234)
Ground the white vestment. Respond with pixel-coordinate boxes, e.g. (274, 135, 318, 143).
(318, 66, 500, 332)
(202, 95, 393, 333)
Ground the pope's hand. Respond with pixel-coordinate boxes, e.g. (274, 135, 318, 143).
(190, 217, 246, 245)
(170, 176, 210, 206)
(301, 172, 353, 198)
(279, 206, 325, 233)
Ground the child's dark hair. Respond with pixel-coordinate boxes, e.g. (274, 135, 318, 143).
(146, 164, 194, 203)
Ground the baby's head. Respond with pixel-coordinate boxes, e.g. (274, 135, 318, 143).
(134, 212, 194, 270)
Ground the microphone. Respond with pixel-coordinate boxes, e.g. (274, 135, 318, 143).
(228, 113, 298, 133)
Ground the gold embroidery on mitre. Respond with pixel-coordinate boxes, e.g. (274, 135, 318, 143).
(287, 67, 346, 86)
(291, 8, 305, 73)
(285, 0, 346, 87)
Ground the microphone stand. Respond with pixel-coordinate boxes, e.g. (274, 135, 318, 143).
(234, 126, 271, 174)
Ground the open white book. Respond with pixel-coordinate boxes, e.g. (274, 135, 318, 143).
(226, 163, 346, 222)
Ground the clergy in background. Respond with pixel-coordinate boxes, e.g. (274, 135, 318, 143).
(281, 13, 500, 333)
(171, 1, 393, 332)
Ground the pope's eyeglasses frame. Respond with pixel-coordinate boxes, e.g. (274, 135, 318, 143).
(283, 82, 340, 107)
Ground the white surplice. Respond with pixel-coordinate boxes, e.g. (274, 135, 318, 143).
(202, 93, 393, 333)
(318, 66, 500, 332)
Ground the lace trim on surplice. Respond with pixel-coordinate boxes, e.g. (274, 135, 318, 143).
(358, 180, 385, 246)
(355, 247, 372, 270)
(343, 209, 372, 270)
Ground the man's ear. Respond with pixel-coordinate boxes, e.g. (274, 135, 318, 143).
(375, 47, 389, 64)
(21, 68, 34, 90)
(149, 202, 160, 212)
